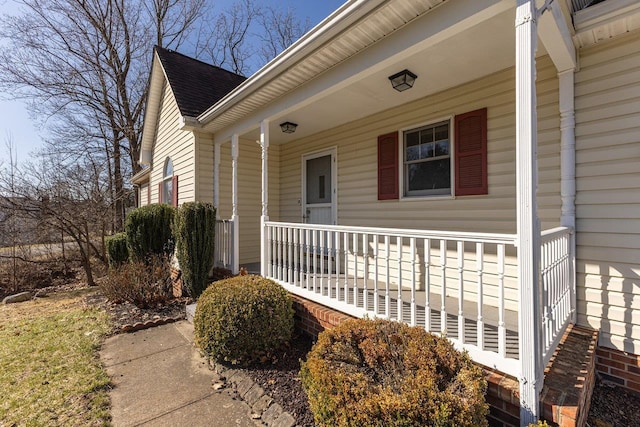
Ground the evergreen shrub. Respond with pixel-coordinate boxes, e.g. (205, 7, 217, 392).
(194, 275, 294, 365)
(173, 202, 216, 298)
(125, 204, 174, 261)
(105, 232, 128, 268)
(300, 318, 489, 427)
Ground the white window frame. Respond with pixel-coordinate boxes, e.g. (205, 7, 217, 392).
(399, 116, 455, 200)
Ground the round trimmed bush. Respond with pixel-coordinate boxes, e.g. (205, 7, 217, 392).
(300, 318, 488, 427)
(194, 275, 294, 365)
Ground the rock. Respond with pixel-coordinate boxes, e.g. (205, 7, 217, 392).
(2, 292, 32, 304)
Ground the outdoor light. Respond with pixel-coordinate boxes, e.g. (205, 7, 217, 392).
(388, 69, 417, 92)
(279, 121, 298, 133)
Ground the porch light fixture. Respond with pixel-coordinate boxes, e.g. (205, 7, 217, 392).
(279, 121, 298, 133)
(388, 69, 417, 92)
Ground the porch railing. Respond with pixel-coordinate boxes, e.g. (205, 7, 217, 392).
(214, 219, 234, 270)
(541, 226, 575, 366)
(264, 221, 521, 376)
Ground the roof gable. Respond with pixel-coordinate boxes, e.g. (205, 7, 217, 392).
(155, 46, 246, 118)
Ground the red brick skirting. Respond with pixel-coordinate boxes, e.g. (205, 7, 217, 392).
(290, 294, 599, 427)
(596, 346, 640, 393)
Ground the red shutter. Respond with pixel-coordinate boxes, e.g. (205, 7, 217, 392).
(378, 132, 399, 200)
(455, 108, 488, 196)
(172, 175, 179, 207)
(158, 182, 163, 204)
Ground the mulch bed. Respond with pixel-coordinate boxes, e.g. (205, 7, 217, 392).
(587, 378, 640, 427)
(85, 291, 187, 335)
(235, 331, 315, 426)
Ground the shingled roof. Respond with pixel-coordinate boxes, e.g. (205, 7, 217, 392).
(155, 46, 246, 118)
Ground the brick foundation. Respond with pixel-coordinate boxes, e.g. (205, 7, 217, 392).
(290, 294, 599, 427)
(170, 267, 182, 297)
(596, 346, 640, 394)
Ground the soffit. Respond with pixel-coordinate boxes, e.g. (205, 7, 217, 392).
(199, 0, 447, 133)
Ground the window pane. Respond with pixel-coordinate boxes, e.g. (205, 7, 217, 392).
(420, 142, 434, 159)
(435, 125, 448, 141)
(164, 159, 173, 178)
(420, 128, 434, 144)
(306, 155, 332, 204)
(406, 144, 419, 161)
(163, 179, 173, 204)
(406, 159, 451, 194)
(435, 140, 449, 156)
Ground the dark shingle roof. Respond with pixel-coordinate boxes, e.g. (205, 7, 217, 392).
(155, 46, 246, 117)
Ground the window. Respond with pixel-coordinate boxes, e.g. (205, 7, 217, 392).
(377, 108, 487, 200)
(403, 121, 451, 197)
(159, 158, 178, 206)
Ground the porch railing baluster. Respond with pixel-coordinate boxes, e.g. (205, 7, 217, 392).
(344, 231, 349, 304)
(410, 237, 417, 327)
(328, 229, 333, 297)
(425, 239, 431, 332)
(397, 236, 403, 323)
(363, 233, 369, 311)
(440, 239, 447, 336)
(335, 231, 341, 301)
(385, 235, 390, 319)
(320, 230, 325, 295)
(373, 234, 379, 315)
(498, 243, 506, 358)
(353, 233, 359, 307)
(312, 229, 318, 292)
(476, 242, 484, 350)
(458, 240, 465, 343)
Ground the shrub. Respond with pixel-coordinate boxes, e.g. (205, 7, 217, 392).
(194, 275, 294, 365)
(105, 232, 128, 268)
(99, 254, 173, 308)
(125, 204, 174, 261)
(300, 318, 489, 427)
(173, 202, 216, 298)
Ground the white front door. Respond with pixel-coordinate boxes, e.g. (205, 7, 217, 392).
(302, 149, 336, 225)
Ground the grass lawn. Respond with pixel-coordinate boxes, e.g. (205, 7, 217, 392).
(0, 288, 112, 426)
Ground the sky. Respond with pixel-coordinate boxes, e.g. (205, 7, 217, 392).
(0, 0, 345, 164)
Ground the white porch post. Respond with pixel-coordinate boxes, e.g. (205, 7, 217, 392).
(213, 142, 221, 209)
(559, 69, 577, 323)
(515, 0, 542, 424)
(231, 134, 240, 274)
(260, 120, 270, 277)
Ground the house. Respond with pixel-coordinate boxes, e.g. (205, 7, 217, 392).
(138, 0, 640, 425)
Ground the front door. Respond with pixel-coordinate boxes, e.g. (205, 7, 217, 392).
(303, 149, 336, 225)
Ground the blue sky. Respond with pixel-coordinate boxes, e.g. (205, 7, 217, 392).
(0, 0, 344, 164)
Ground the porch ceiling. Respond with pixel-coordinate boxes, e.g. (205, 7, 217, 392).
(209, 1, 550, 145)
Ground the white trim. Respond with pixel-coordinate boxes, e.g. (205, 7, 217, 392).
(515, 0, 542, 423)
(231, 134, 240, 274)
(301, 147, 338, 225)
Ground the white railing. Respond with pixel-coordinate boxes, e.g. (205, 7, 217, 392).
(540, 226, 575, 366)
(214, 219, 234, 270)
(264, 221, 521, 376)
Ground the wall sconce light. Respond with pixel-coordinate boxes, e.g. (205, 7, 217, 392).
(388, 69, 417, 92)
(279, 121, 298, 133)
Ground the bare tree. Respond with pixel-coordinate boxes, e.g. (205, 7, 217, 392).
(0, 151, 112, 287)
(0, 0, 209, 231)
(256, 6, 311, 66)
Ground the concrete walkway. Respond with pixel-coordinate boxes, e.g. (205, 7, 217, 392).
(100, 321, 257, 427)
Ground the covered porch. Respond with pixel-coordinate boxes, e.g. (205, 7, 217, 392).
(205, 0, 579, 423)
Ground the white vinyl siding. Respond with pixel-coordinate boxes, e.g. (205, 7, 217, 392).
(195, 133, 214, 204)
(574, 30, 640, 354)
(150, 83, 195, 204)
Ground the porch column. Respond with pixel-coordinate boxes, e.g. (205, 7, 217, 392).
(213, 142, 221, 208)
(515, 0, 543, 424)
(260, 120, 269, 277)
(559, 69, 577, 323)
(231, 134, 240, 274)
